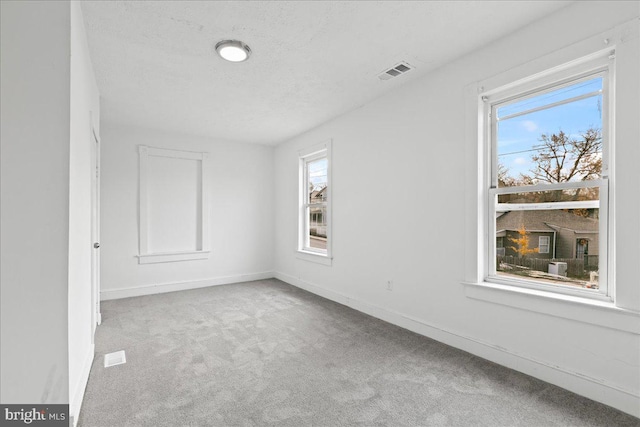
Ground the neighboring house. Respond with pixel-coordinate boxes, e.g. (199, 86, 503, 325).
(496, 210, 599, 260)
(310, 186, 327, 203)
(309, 186, 327, 237)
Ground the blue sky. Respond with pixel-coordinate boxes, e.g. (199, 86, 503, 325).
(497, 77, 603, 180)
(308, 158, 327, 191)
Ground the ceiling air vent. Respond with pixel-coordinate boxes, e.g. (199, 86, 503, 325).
(378, 62, 414, 81)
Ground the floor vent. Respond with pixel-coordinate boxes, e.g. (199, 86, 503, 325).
(378, 61, 414, 80)
(104, 350, 126, 368)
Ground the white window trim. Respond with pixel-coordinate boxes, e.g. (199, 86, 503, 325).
(138, 146, 210, 264)
(480, 51, 613, 301)
(461, 21, 640, 331)
(539, 236, 550, 254)
(463, 280, 639, 335)
(297, 140, 332, 265)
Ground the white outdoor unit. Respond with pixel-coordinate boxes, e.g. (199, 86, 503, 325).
(548, 262, 568, 277)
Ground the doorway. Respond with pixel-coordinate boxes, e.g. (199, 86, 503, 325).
(576, 238, 588, 260)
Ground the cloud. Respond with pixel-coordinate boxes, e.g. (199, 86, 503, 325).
(514, 157, 527, 165)
(522, 120, 538, 132)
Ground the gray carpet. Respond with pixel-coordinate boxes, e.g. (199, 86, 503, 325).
(78, 279, 639, 426)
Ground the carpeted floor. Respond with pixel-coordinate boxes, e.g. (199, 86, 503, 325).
(78, 279, 639, 426)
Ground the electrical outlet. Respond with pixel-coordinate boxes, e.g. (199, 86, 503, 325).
(386, 280, 393, 291)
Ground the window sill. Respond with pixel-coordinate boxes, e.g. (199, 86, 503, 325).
(138, 250, 209, 264)
(296, 250, 332, 266)
(462, 281, 639, 334)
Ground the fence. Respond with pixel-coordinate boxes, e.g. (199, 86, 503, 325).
(497, 255, 599, 278)
(310, 225, 326, 238)
(583, 254, 598, 270)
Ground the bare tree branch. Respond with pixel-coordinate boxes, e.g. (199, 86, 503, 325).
(527, 129, 602, 185)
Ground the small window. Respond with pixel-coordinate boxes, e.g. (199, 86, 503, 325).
(539, 236, 550, 254)
(484, 52, 612, 298)
(298, 142, 331, 260)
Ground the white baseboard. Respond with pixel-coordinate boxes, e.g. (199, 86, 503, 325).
(100, 271, 274, 301)
(69, 344, 95, 427)
(274, 271, 640, 418)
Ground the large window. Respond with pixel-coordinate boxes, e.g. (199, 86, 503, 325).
(298, 142, 331, 261)
(484, 53, 612, 299)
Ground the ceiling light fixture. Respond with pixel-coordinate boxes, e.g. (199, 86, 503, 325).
(215, 40, 251, 63)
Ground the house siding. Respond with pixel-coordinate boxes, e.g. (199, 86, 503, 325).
(555, 228, 599, 259)
(503, 231, 555, 259)
(556, 228, 575, 258)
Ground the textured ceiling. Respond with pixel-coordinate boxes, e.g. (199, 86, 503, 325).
(82, 1, 572, 145)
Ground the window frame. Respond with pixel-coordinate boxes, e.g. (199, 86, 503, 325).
(482, 51, 614, 301)
(461, 19, 640, 335)
(138, 146, 210, 264)
(538, 236, 550, 254)
(297, 140, 332, 265)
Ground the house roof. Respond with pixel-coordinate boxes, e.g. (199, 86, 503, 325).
(496, 210, 599, 234)
(311, 186, 327, 200)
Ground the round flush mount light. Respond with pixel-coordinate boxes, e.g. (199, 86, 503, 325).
(215, 40, 251, 62)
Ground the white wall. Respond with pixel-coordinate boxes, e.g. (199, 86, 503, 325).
(68, 1, 100, 422)
(146, 154, 202, 253)
(274, 2, 640, 417)
(0, 1, 71, 404)
(100, 124, 274, 299)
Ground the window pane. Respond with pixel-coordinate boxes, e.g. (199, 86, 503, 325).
(539, 236, 550, 254)
(498, 78, 602, 119)
(308, 206, 327, 252)
(496, 77, 603, 188)
(495, 208, 599, 289)
(307, 158, 327, 204)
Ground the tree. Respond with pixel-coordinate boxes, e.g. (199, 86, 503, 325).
(528, 128, 601, 184)
(497, 163, 518, 188)
(508, 225, 539, 257)
(499, 128, 602, 187)
(498, 128, 602, 205)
